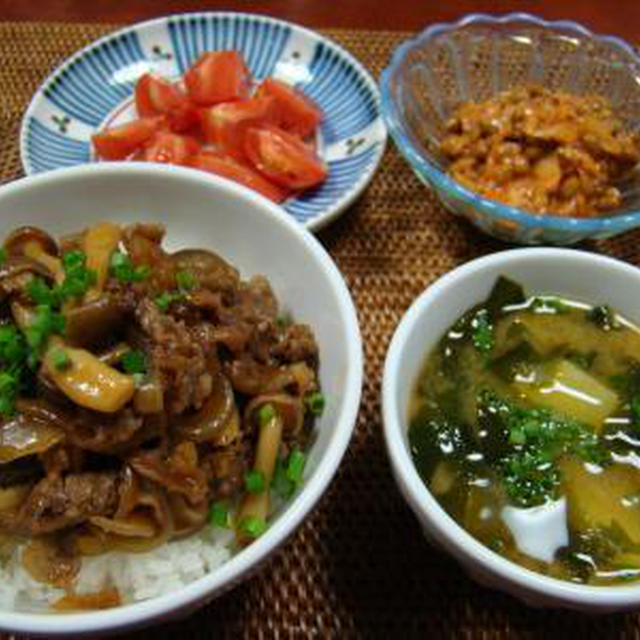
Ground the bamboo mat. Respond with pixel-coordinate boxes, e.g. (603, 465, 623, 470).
(1, 21, 639, 639)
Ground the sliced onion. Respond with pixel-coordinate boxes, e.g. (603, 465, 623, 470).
(76, 527, 168, 556)
(0, 484, 31, 511)
(166, 493, 208, 539)
(97, 342, 131, 366)
(89, 514, 157, 538)
(22, 538, 80, 587)
(83, 222, 122, 300)
(0, 414, 65, 463)
(53, 588, 121, 611)
(64, 298, 126, 348)
(42, 337, 135, 413)
(174, 374, 235, 443)
(130, 443, 208, 506)
(133, 377, 164, 414)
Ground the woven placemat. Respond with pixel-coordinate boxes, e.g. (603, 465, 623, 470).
(1, 21, 640, 640)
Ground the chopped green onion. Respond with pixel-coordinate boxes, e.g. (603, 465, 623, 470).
(276, 312, 292, 328)
(244, 469, 266, 494)
(62, 250, 85, 272)
(154, 291, 184, 312)
(132, 372, 146, 387)
(258, 403, 276, 426)
(176, 270, 197, 290)
(0, 394, 14, 417)
(286, 448, 306, 484)
(0, 323, 34, 416)
(50, 348, 71, 371)
(57, 250, 96, 301)
(0, 325, 27, 366)
(531, 297, 568, 314)
(305, 392, 325, 417)
(209, 501, 230, 528)
(271, 458, 295, 500)
(134, 264, 151, 280)
(121, 349, 146, 375)
(509, 428, 527, 446)
(238, 516, 267, 539)
(110, 250, 150, 284)
(155, 292, 172, 312)
(587, 305, 617, 331)
(28, 255, 96, 308)
(27, 277, 58, 306)
(632, 395, 640, 425)
(0, 371, 18, 417)
(25, 305, 65, 354)
(471, 309, 494, 353)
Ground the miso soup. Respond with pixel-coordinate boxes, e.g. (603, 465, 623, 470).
(409, 276, 640, 585)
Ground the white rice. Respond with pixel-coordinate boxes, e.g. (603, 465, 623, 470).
(0, 525, 235, 611)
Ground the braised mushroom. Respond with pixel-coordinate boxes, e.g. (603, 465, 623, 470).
(171, 248, 239, 292)
(64, 297, 126, 348)
(4, 226, 59, 258)
(173, 373, 236, 443)
(0, 256, 52, 302)
(83, 222, 122, 300)
(4, 226, 63, 281)
(42, 338, 135, 413)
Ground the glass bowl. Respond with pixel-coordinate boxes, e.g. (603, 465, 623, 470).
(380, 13, 640, 245)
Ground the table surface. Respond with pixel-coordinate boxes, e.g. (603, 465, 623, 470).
(2, 4, 640, 640)
(0, 0, 639, 40)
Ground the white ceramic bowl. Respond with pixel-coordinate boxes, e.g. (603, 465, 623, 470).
(0, 163, 362, 635)
(382, 248, 640, 612)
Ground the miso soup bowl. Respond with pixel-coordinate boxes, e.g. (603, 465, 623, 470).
(382, 248, 640, 612)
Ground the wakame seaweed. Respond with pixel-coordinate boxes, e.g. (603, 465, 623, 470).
(408, 275, 640, 585)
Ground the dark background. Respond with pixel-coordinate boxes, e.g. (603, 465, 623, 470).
(0, 0, 638, 40)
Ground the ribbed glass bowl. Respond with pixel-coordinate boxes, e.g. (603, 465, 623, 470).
(380, 13, 640, 245)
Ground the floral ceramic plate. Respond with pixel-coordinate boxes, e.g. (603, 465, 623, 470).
(20, 12, 386, 230)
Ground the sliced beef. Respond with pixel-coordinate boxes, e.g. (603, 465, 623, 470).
(234, 276, 279, 322)
(136, 298, 214, 414)
(17, 472, 120, 535)
(129, 442, 208, 505)
(272, 323, 318, 364)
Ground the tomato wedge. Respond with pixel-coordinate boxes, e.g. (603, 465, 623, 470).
(135, 73, 184, 117)
(135, 74, 198, 133)
(92, 117, 165, 161)
(255, 78, 322, 138)
(186, 152, 289, 203)
(244, 126, 327, 190)
(184, 51, 251, 106)
(142, 132, 201, 165)
(200, 97, 275, 158)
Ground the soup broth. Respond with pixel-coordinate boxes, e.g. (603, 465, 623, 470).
(409, 276, 640, 585)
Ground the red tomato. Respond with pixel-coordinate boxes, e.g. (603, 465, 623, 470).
(186, 152, 289, 203)
(184, 51, 251, 106)
(255, 78, 322, 138)
(200, 97, 275, 158)
(142, 132, 201, 165)
(92, 117, 165, 160)
(136, 73, 183, 116)
(167, 103, 200, 133)
(135, 74, 198, 133)
(244, 126, 327, 190)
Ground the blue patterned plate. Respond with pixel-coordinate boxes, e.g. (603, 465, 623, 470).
(20, 13, 386, 230)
